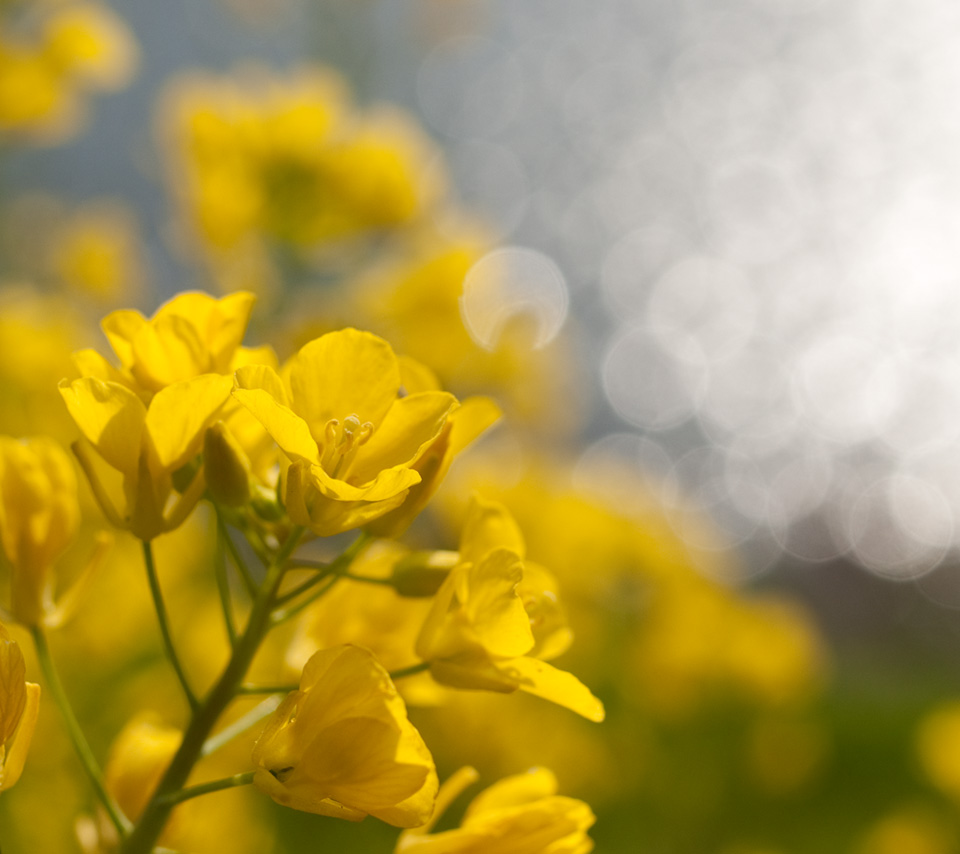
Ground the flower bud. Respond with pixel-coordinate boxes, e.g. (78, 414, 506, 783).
(390, 550, 457, 597)
(204, 421, 250, 507)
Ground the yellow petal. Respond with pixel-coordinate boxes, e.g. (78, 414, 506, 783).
(0, 682, 39, 792)
(464, 767, 557, 818)
(72, 348, 133, 387)
(234, 367, 318, 465)
(460, 495, 526, 565)
(446, 397, 501, 458)
(59, 377, 146, 475)
(349, 392, 456, 485)
(497, 658, 605, 722)
(398, 356, 441, 394)
(465, 550, 534, 658)
(0, 637, 27, 745)
(144, 374, 234, 470)
(155, 290, 255, 373)
(131, 313, 208, 390)
(286, 329, 400, 436)
(101, 308, 146, 367)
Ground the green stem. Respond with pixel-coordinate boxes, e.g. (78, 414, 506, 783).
(236, 683, 297, 695)
(389, 661, 431, 681)
(215, 527, 238, 647)
(201, 695, 282, 758)
(120, 526, 305, 854)
(275, 568, 333, 605)
(142, 541, 199, 712)
(270, 532, 372, 626)
(31, 627, 131, 836)
(157, 771, 255, 807)
(217, 512, 258, 597)
(341, 572, 393, 586)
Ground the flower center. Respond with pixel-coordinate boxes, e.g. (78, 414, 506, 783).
(321, 414, 375, 479)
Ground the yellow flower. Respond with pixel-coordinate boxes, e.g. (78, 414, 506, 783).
(234, 328, 457, 536)
(0, 622, 41, 793)
(0, 2, 137, 143)
(368, 358, 500, 537)
(60, 373, 233, 540)
(396, 766, 595, 854)
(0, 435, 108, 626)
(75, 290, 260, 394)
(416, 496, 603, 722)
(252, 644, 437, 827)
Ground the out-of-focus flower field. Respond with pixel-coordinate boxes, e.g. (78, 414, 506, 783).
(2, 2, 960, 854)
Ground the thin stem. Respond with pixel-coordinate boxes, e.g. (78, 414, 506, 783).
(270, 531, 373, 626)
(215, 527, 238, 648)
(201, 695, 282, 758)
(31, 627, 131, 836)
(120, 526, 305, 854)
(236, 683, 297, 695)
(341, 572, 393, 586)
(141, 541, 199, 712)
(217, 511, 258, 597)
(389, 661, 431, 681)
(156, 772, 255, 807)
(275, 569, 333, 606)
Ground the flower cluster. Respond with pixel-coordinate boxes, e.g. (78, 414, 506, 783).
(0, 290, 601, 854)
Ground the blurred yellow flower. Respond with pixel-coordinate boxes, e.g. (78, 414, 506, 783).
(0, 435, 108, 626)
(0, 621, 40, 793)
(396, 766, 595, 854)
(0, 2, 137, 143)
(160, 65, 443, 254)
(417, 495, 603, 722)
(252, 644, 437, 826)
(917, 701, 960, 801)
(234, 328, 458, 535)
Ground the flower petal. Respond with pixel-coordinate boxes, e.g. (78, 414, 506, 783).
(286, 329, 400, 438)
(460, 496, 526, 565)
(0, 682, 39, 792)
(497, 657, 605, 723)
(350, 392, 456, 484)
(234, 366, 319, 465)
(144, 374, 233, 470)
(59, 377, 146, 475)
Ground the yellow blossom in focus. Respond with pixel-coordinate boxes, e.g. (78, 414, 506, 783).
(0, 621, 40, 792)
(59, 372, 233, 540)
(234, 328, 458, 535)
(76, 290, 260, 395)
(0, 2, 137, 143)
(416, 495, 603, 722)
(396, 766, 595, 854)
(252, 644, 437, 826)
(0, 435, 109, 626)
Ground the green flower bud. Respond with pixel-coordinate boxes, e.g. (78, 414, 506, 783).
(391, 550, 458, 597)
(203, 422, 250, 507)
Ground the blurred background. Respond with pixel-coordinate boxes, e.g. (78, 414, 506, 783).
(6, 0, 960, 852)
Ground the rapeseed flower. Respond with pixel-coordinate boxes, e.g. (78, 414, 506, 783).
(0, 435, 108, 626)
(396, 766, 595, 854)
(0, 2, 137, 143)
(252, 644, 437, 826)
(416, 496, 603, 721)
(60, 372, 233, 540)
(76, 290, 260, 394)
(234, 328, 458, 535)
(0, 622, 40, 792)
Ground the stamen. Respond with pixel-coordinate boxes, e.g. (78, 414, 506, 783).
(324, 414, 376, 479)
